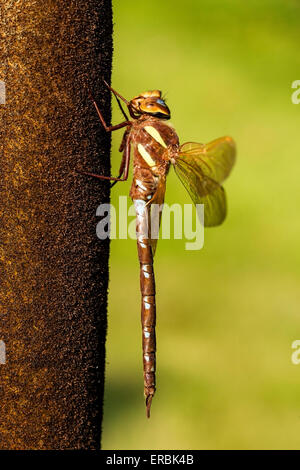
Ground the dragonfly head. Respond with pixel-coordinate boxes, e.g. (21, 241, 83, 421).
(129, 90, 171, 120)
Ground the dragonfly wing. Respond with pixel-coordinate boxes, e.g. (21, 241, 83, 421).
(174, 136, 236, 226)
(174, 159, 227, 226)
(179, 136, 236, 183)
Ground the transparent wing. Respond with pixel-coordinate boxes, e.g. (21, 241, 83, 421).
(174, 136, 236, 226)
(179, 136, 236, 183)
(174, 159, 227, 226)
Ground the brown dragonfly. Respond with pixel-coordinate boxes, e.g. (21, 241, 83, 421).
(80, 81, 236, 418)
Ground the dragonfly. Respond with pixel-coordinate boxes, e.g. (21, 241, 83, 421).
(80, 81, 236, 418)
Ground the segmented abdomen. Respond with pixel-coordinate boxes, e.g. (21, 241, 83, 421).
(134, 199, 156, 418)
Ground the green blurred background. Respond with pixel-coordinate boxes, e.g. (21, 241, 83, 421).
(102, 0, 300, 449)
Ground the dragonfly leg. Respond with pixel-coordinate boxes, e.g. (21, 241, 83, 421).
(110, 134, 131, 187)
(77, 134, 131, 185)
(88, 88, 131, 132)
(110, 129, 131, 188)
(110, 153, 126, 188)
(102, 79, 130, 122)
(119, 127, 130, 153)
(76, 170, 127, 182)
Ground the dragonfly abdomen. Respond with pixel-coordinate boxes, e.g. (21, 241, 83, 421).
(134, 199, 156, 418)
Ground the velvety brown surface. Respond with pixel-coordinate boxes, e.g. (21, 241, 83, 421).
(0, 0, 112, 449)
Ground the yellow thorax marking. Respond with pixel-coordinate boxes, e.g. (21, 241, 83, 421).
(144, 126, 167, 149)
(138, 144, 156, 168)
